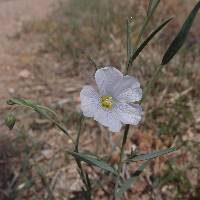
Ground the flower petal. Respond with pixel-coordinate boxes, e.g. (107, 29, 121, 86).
(113, 75, 142, 102)
(94, 107, 122, 132)
(115, 103, 142, 125)
(95, 66, 123, 95)
(107, 111, 122, 132)
(116, 88, 142, 103)
(80, 86, 99, 117)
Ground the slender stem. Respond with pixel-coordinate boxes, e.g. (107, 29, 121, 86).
(147, 0, 154, 16)
(74, 113, 91, 199)
(113, 2, 161, 198)
(88, 56, 99, 71)
(135, 0, 160, 49)
(114, 125, 130, 198)
(75, 113, 84, 152)
(127, 18, 133, 62)
(113, 2, 158, 193)
(135, 16, 149, 48)
(113, 18, 135, 199)
(14, 103, 75, 144)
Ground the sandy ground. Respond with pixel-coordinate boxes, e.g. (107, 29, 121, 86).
(0, 0, 59, 104)
(0, 0, 61, 128)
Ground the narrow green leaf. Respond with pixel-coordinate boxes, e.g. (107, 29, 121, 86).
(7, 98, 29, 106)
(37, 105, 57, 117)
(135, 0, 160, 48)
(128, 147, 176, 162)
(68, 151, 116, 174)
(147, 0, 160, 17)
(7, 98, 56, 117)
(162, 0, 200, 65)
(129, 17, 173, 65)
(7, 98, 70, 138)
(115, 161, 149, 198)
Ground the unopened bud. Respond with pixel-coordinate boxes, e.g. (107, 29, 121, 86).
(5, 113, 16, 130)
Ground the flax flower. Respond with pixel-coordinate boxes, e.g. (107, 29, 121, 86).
(80, 67, 143, 132)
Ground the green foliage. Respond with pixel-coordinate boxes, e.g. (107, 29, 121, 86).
(115, 161, 149, 199)
(147, 0, 160, 17)
(127, 18, 133, 62)
(7, 98, 71, 139)
(162, 0, 200, 65)
(129, 17, 173, 65)
(5, 113, 16, 129)
(127, 147, 176, 162)
(68, 151, 116, 174)
(135, 0, 160, 47)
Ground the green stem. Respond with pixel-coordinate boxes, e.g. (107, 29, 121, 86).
(74, 113, 91, 199)
(113, 0, 157, 192)
(147, 0, 154, 16)
(75, 113, 84, 152)
(113, 18, 133, 199)
(135, 0, 160, 51)
(135, 16, 149, 48)
(114, 125, 130, 198)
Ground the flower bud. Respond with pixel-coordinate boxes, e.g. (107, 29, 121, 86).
(7, 99, 15, 105)
(5, 113, 16, 130)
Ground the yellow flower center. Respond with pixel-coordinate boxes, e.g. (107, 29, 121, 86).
(100, 96, 113, 109)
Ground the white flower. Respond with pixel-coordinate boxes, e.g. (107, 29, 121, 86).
(80, 66, 143, 132)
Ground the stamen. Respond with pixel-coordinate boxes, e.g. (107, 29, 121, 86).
(100, 96, 113, 109)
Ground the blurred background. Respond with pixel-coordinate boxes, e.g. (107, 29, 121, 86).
(0, 0, 199, 199)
